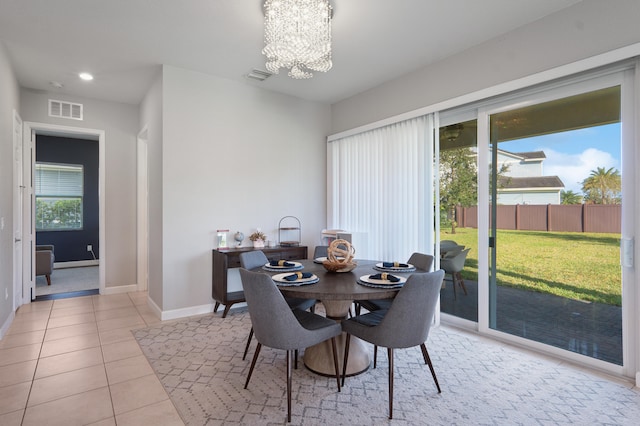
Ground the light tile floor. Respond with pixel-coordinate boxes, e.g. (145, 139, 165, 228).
(0, 291, 185, 426)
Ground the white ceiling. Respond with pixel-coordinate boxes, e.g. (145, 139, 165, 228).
(0, 0, 583, 105)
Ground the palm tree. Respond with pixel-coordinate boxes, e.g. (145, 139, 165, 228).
(561, 190, 583, 205)
(581, 167, 621, 204)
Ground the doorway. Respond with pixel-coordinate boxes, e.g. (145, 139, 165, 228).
(22, 122, 106, 302)
(34, 135, 99, 298)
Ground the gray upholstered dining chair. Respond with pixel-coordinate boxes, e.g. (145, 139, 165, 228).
(239, 250, 316, 361)
(239, 268, 342, 423)
(313, 245, 328, 259)
(440, 247, 471, 299)
(341, 270, 445, 419)
(356, 252, 434, 315)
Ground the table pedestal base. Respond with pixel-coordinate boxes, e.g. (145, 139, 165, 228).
(303, 332, 370, 376)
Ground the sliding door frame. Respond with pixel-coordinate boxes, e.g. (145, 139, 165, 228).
(469, 67, 636, 378)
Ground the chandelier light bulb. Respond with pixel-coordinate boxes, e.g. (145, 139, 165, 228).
(262, 0, 332, 79)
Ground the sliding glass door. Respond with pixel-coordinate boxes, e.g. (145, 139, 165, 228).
(440, 67, 635, 373)
(480, 72, 633, 369)
(438, 117, 479, 322)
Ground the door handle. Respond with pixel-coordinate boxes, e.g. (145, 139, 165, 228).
(15, 238, 21, 242)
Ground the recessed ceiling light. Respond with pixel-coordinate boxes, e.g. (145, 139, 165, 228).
(79, 72, 94, 81)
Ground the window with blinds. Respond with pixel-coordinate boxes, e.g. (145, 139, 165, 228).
(35, 162, 84, 230)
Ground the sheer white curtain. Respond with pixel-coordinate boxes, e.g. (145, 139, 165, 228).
(327, 114, 435, 262)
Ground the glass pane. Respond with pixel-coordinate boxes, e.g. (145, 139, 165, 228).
(439, 119, 478, 322)
(488, 86, 622, 365)
(36, 197, 83, 230)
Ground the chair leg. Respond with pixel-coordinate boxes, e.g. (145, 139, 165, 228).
(244, 342, 261, 389)
(457, 272, 468, 295)
(242, 327, 254, 360)
(341, 334, 351, 387)
(294, 349, 298, 370)
(46, 275, 51, 286)
(388, 347, 394, 420)
(452, 273, 457, 300)
(286, 350, 293, 423)
(213, 302, 220, 313)
(420, 343, 441, 393)
(373, 345, 378, 369)
(330, 337, 341, 392)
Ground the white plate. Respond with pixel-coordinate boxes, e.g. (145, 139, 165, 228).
(357, 281, 404, 289)
(314, 256, 345, 264)
(374, 262, 416, 272)
(358, 274, 407, 286)
(263, 261, 303, 270)
(272, 272, 319, 286)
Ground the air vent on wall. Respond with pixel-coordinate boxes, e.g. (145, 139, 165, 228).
(49, 99, 83, 120)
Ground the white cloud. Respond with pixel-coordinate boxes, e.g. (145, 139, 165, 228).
(542, 147, 618, 193)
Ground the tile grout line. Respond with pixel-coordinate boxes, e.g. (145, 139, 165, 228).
(19, 300, 53, 426)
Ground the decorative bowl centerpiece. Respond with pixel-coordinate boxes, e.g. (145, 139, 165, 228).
(323, 239, 357, 273)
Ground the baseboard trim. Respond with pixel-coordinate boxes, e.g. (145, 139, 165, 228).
(101, 284, 138, 295)
(147, 297, 162, 319)
(0, 311, 16, 340)
(54, 260, 100, 269)
(159, 302, 217, 321)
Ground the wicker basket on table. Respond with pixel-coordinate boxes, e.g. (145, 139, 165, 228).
(322, 239, 357, 273)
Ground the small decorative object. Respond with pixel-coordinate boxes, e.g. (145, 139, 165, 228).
(217, 229, 229, 249)
(278, 216, 301, 247)
(234, 231, 244, 247)
(249, 229, 267, 248)
(323, 239, 357, 273)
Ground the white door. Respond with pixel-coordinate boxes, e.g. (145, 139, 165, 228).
(12, 111, 23, 309)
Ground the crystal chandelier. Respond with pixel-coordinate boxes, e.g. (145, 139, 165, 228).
(262, 0, 333, 79)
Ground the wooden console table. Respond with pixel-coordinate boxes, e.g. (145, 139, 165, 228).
(212, 245, 308, 317)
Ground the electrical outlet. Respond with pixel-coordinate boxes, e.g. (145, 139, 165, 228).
(87, 244, 92, 252)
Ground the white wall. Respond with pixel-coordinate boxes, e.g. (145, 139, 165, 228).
(139, 73, 164, 307)
(497, 191, 560, 205)
(20, 90, 139, 290)
(331, 0, 640, 133)
(159, 66, 330, 312)
(0, 42, 20, 336)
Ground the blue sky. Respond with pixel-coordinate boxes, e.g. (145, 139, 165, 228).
(500, 123, 621, 194)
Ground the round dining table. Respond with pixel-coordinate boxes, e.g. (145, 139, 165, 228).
(257, 258, 425, 376)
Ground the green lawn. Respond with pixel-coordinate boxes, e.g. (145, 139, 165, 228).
(440, 228, 622, 306)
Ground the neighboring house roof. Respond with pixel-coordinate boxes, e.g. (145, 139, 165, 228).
(498, 175, 564, 189)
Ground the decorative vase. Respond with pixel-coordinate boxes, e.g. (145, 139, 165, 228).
(253, 240, 265, 248)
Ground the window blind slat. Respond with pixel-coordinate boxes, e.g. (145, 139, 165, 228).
(35, 163, 83, 197)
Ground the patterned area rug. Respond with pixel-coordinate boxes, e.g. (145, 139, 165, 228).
(133, 310, 640, 425)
